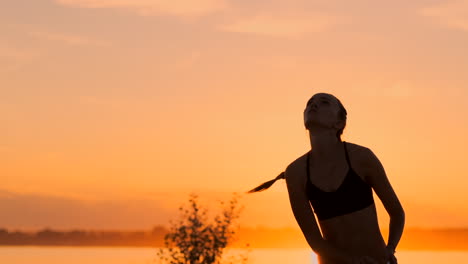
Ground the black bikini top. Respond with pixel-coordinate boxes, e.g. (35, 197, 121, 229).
(306, 141, 374, 221)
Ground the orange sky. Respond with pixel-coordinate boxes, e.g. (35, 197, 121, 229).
(2, 0, 468, 230)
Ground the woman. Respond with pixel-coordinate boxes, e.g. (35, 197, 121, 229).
(248, 93, 405, 264)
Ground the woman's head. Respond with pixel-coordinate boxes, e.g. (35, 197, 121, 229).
(303, 93, 347, 140)
(247, 93, 348, 195)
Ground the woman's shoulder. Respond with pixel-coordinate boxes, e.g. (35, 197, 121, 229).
(344, 141, 379, 171)
(284, 142, 376, 179)
(345, 141, 373, 157)
(284, 151, 309, 181)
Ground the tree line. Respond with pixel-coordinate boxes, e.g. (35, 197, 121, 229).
(0, 226, 168, 246)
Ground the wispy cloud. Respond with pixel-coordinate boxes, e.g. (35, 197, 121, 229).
(0, 45, 33, 60)
(0, 189, 173, 230)
(384, 80, 413, 97)
(218, 14, 337, 38)
(76, 95, 126, 110)
(55, 0, 228, 17)
(350, 80, 414, 98)
(420, 0, 468, 31)
(28, 30, 110, 47)
(0, 44, 40, 71)
(174, 51, 201, 69)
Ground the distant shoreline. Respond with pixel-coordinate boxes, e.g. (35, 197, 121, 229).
(0, 245, 467, 252)
(1, 227, 467, 251)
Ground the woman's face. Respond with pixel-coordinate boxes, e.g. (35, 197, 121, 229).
(303, 93, 342, 131)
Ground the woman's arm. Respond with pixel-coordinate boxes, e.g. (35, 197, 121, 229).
(361, 148, 405, 254)
(285, 164, 358, 264)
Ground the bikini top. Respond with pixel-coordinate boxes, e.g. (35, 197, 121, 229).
(306, 142, 374, 221)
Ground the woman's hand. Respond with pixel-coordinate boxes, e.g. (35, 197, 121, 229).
(385, 246, 398, 264)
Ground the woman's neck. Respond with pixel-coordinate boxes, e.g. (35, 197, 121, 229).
(308, 131, 342, 159)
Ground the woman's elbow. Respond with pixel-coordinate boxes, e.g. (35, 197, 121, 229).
(390, 207, 405, 222)
(307, 238, 327, 255)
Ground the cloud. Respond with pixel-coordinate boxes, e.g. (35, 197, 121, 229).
(420, 0, 468, 31)
(0, 190, 174, 230)
(0, 44, 40, 71)
(0, 46, 31, 60)
(384, 80, 413, 97)
(218, 14, 336, 38)
(350, 80, 414, 98)
(173, 51, 201, 69)
(77, 95, 118, 106)
(55, 0, 228, 17)
(28, 31, 110, 47)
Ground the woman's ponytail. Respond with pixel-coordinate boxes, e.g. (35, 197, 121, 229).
(247, 172, 285, 193)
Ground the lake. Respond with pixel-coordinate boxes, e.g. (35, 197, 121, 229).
(0, 247, 467, 264)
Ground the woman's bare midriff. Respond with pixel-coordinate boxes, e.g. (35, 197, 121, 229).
(316, 204, 388, 264)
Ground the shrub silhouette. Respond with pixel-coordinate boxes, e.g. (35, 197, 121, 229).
(156, 193, 249, 264)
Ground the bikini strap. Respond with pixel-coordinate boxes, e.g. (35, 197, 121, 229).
(306, 151, 311, 183)
(343, 141, 352, 169)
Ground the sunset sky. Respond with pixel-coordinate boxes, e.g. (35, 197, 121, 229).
(2, 0, 468, 231)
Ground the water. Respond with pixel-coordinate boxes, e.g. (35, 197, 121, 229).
(0, 247, 467, 264)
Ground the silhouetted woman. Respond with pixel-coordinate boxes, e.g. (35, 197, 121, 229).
(248, 93, 405, 264)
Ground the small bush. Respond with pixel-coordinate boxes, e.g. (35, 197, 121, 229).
(156, 193, 250, 264)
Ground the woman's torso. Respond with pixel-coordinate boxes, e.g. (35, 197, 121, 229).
(292, 142, 387, 264)
(317, 205, 387, 263)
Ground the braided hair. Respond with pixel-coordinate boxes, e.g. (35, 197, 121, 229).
(247, 172, 285, 193)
